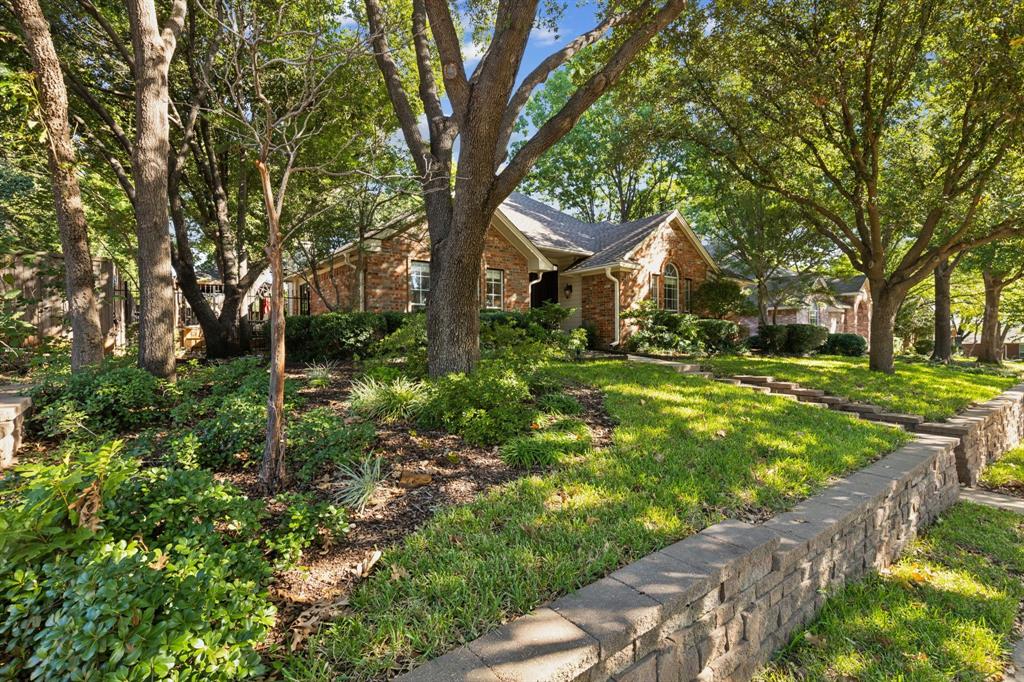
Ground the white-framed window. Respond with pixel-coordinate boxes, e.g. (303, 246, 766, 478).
(684, 278, 693, 313)
(485, 268, 504, 310)
(409, 260, 430, 311)
(809, 302, 823, 325)
(663, 264, 680, 312)
(651, 273, 660, 307)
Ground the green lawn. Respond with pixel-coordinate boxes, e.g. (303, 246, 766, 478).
(979, 446, 1024, 493)
(758, 503, 1024, 681)
(707, 355, 1020, 421)
(289, 361, 908, 680)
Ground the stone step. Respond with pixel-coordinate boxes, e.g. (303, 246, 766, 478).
(836, 403, 883, 415)
(765, 381, 799, 392)
(810, 395, 849, 406)
(791, 388, 826, 398)
(738, 383, 772, 394)
(715, 378, 743, 386)
(672, 364, 705, 374)
(867, 412, 926, 428)
(732, 375, 773, 385)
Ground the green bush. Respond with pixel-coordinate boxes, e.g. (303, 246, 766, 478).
(537, 392, 583, 415)
(264, 492, 350, 567)
(0, 443, 275, 680)
(913, 337, 935, 356)
(822, 333, 868, 357)
(365, 314, 427, 377)
(621, 300, 702, 354)
(750, 325, 788, 354)
(691, 275, 754, 319)
(31, 362, 170, 437)
(287, 407, 376, 481)
(349, 376, 428, 423)
(784, 324, 829, 354)
(286, 312, 388, 361)
(418, 363, 536, 445)
(695, 319, 742, 354)
(500, 417, 591, 467)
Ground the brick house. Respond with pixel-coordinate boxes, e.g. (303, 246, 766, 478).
(286, 192, 719, 347)
(737, 274, 872, 340)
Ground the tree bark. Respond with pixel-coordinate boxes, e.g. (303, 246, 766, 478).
(12, 0, 104, 371)
(126, 0, 182, 379)
(256, 160, 287, 494)
(977, 270, 1004, 364)
(867, 281, 906, 373)
(930, 258, 954, 363)
(756, 280, 769, 327)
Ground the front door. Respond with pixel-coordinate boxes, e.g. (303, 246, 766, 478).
(531, 270, 559, 307)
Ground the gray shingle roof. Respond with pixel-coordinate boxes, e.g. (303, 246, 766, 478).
(498, 193, 677, 272)
(829, 275, 867, 296)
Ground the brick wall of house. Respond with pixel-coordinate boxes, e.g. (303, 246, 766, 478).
(306, 224, 529, 315)
(580, 219, 713, 347)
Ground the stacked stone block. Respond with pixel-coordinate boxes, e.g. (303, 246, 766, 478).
(0, 389, 30, 470)
(397, 434, 959, 682)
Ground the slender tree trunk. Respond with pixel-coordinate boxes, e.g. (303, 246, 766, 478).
(756, 280, 769, 326)
(126, 0, 179, 379)
(931, 258, 954, 363)
(867, 280, 906, 373)
(12, 0, 104, 371)
(977, 271, 1004, 365)
(256, 160, 286, 493)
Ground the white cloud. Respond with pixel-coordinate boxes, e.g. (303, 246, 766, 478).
(462, 40, 486, 62)
(530, 25, 560, 45)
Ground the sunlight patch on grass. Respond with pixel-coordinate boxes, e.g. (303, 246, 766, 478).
(708, 355, 1019, 420)
(980, 446, 1024, 491)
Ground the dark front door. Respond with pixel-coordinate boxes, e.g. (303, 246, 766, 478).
(531, 270, 559, 307)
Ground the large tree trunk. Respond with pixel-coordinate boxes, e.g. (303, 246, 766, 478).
(867, 280, 906, 373)
(931, 258, 954, 363)
(256, 160, 287, 494)
(12, 0, 104, 371)
(756, 280, 769, 326)
(977, 271, 1004, 364)
(126, 0, 180, 379)
(426, 198, 484, 377)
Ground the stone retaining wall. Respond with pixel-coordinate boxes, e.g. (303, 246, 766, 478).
(917, 383, 1024, 486)
(0, 388, 31, 470)
(399, 434, 960, 682)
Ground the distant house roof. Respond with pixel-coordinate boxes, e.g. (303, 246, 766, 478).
(829, 275, 867, 296)
(750, 272, 868, 311)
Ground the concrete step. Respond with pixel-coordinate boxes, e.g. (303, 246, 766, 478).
(868, 412, 926, 428)
(672, 364, 705, 374)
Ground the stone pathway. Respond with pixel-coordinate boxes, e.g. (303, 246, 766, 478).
(957, 487, 1024, 680)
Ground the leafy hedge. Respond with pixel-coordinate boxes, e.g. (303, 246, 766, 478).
(822, 333, 868, 357)
(751, 324, 828, 355)
(621, 301, 741, 355)
(285, 312, 393, 361)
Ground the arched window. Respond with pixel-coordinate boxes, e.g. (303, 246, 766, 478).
(663, 264, 680, 312)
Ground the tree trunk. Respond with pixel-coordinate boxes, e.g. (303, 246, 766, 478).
(256, 160, 287, 494)
(867, 280, 905, 373)
(756, 280, 769, 327)
(12, 0, 104, 371)
(977, 271, 1004, 364)
(426, 199, 484, 377)
(126, 0, 179, 379)
(930, 258, 954, 363)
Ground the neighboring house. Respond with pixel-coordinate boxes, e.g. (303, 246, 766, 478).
(1, 253, 133, 352)
(960, 329, 1024, 360)
(737, 274, 872, 340)
(285, 192, 718, 347)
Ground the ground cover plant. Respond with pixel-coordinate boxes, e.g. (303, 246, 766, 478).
(758, 503, 1024, 681)
(289, 360, 907, 680)
(979, 446, 1024, 495)
(708, 355, 1019, 421)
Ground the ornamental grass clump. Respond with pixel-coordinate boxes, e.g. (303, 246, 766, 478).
(349, 376, 428, 423)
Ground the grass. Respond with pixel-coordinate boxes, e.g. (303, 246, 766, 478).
(288, 360, 908, 680)
(979, 446, 1024, 492)
(758, 502, 1024, 681)
(707, 355, 1020, 421)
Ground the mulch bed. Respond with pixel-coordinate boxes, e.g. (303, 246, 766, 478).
(260, 364, 616, 646)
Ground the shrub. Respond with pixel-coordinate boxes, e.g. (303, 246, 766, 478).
(286, 312, 388, 361)
(500, 417, 591, 467)
(695, 319, 742, 354)
(334, 455, 385, 512)
(192, 391, 268, 468)
(306, 360, 340, 388)
(525, 302, 572, 331)
(287, 407, 376, 482)
(621, 300, 702, 354)
(349, 376, 428, 423)
(752, 325, 788, 354)
(537, 392, 583, 415)
(691, 275, 754, 319)
(784, 324, 829, 354)
(31, 362, 170, 437)
(418, 363, 536, 445)
(365, 314, 427, 377)
(914, 337, 935, 356)
(822, 333, 868, 357)
(0, 444, 275, 680)
(265, 492, 350, 567)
